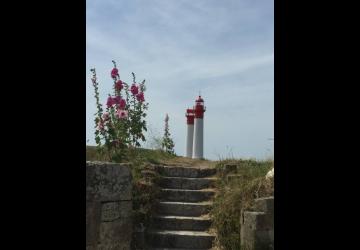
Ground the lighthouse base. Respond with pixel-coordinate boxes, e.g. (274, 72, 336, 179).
(185, 124, 194, 158)
(192, 118, 204, 159)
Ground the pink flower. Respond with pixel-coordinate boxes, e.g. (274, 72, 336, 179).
(116, 109, 128, 119)
(119, 99, 126, 109)
(130, 84, 139, 95)
(111, 68, 119, 79)
(106, 96, 114, 108)
(136, 92, 145, 102)
(97, 121, 105, 131)
(102, 112, 110, 121)
(115, 80, 123, 91)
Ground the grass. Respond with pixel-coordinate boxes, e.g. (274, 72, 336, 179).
(86, 145, 172, 163)
(86, 145, 212, 167)
(210, 158, 274, 250)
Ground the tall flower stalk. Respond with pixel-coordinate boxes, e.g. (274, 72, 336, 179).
(91, 60, 148, 162)
(162, 113, 175, 154)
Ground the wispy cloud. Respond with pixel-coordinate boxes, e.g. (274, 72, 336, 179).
(86, 0, 274, 160)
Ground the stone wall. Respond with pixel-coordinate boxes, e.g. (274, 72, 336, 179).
(86, 161, 133, 250)
(240, 196, 274, 250)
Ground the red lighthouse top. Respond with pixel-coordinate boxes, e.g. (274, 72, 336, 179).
(185, 108, 195, 124)
(196, 96, 204, 103)
(194, 96, 206, 119)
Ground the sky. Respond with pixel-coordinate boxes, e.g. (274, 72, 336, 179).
(86, 0, 274, 160)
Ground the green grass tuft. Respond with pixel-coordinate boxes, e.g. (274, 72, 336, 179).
(211, 159, 274, 250)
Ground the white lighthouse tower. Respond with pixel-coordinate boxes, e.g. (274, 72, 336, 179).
(192, 96, 206, 159)
(185, 108, 195, 157)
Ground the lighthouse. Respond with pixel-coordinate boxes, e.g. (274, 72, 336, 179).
(185, 108, 195, 157)
(192, 96, 206, 159)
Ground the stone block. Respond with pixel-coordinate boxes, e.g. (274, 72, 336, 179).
(255, 197, 274, 215)
(86, 161, 132, 202)
(240, 197, 274, 250)
(98, 216, 132, 248)
(101, 200, 132, 222)
(242, 212, 272, 231)
(86, 201, 101, 246)
(86, 161, 133, 250)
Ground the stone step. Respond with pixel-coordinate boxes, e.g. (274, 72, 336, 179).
(160, 188, 216, 202)
(156, 166, 217, 178)
(159, 177, 216, 190)
(152, 215, 212, 231)
(156, 201, 212, 217)
(146, 230, 215, 249)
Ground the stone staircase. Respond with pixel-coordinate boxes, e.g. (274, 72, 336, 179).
(146, 165, 217, 249)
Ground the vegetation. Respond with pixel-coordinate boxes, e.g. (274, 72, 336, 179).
(90, 61, 148, 162)
(86, 145, 175, 165)
(161, 113, 175, 155)
(210, 159, 274, 250)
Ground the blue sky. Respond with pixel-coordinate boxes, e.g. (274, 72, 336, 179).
(86, 0, 274, 160)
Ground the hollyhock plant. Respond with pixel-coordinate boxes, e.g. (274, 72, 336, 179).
(119, 99, 126, 109)
(98, 120, 105, 131)
(162, 113, 175, 154)
(91, 78, 97, 87)
(113, 95, 121, 105)
(115, 80, 123, 91)
(106, 96, 114, 108)
(136, 92, 145, 102)
(102, 112, 110, 121)
(111, 68, 119, 79)
(91, 60, 149, 161)
(130, 84, 139, 95)
(116, 109, 128, 119)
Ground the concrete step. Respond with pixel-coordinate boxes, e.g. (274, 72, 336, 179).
(156, 166, 216, 178)
(159, 177, 216, 190)
(156, 201, 212, 217)
(146, 230, 215, 249)
(152, 215, 212, 231)
(160, 188, 216, 202)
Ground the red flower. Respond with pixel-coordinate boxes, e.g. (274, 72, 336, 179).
(113, 96, 121, 104)
(130, 84, 139, 95)
(136, 92, 145, 102)
(119, 99, 126, 109)
(111, 68, 119, 79)
(106, 96, 114, 108)
(115, 80, 123, 91)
